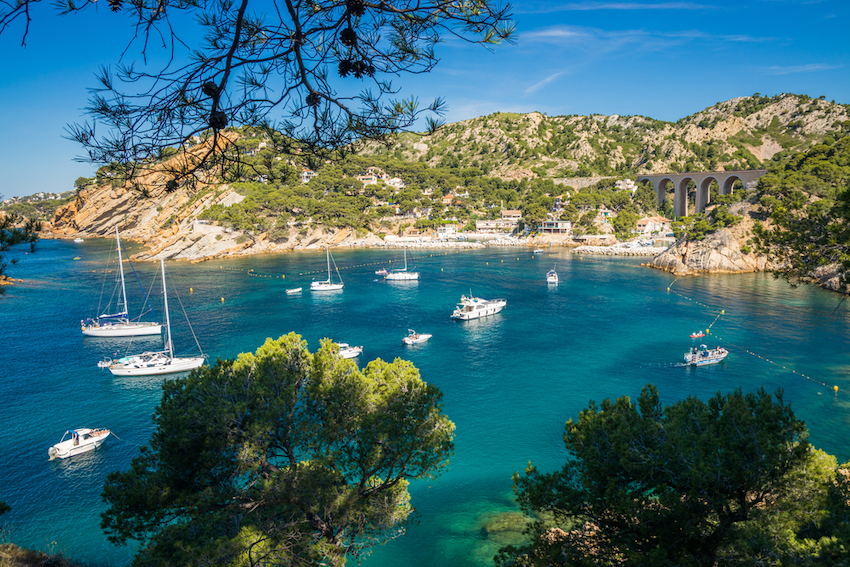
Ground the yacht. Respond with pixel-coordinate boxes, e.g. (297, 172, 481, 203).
(385, 245, 419, 281)
(684, 345, 728, 366)
(48, 428, 110, 460)
(81, 227, 162, 337)
(451, 294, 506, 321)
(338, 343, 362, 359)
(106, 259, 205, 376)
(547, 267, 558, 284)
(311, 246, 344, 291)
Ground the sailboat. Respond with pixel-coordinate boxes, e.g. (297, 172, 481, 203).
(310, 246, 344, 291)
(81, 227, 162, 337)
(385, 245, 419, 281)
(107, 259, 206, 376)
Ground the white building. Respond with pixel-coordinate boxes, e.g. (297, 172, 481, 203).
(615, 179, 637, 192)
(635, 216, 672, 235)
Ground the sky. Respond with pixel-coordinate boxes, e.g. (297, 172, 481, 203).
(1, 0, 847, 199)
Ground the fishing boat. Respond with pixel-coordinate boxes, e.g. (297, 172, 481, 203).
(338, 343, 362, 359)
(106, 259, 206, 376)
(451, 294, 507, 321)
(684, 345, 728, 366)
(402, 329, 432, 345)
(689, 330, 705, 338)
(547, 267, 559, 284)
(311, 246, 344, 291)
(385, 245, 419, 281)
(48, 428, 110, 460)
(286, 287, 303, 295)
(81, 227, 162, 337)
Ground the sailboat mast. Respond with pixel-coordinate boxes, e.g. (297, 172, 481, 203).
(160, 259, 173, 357)
(326, 246, 331, 281)
(115, 227, 129, 316)
(403, 245, 408, 271)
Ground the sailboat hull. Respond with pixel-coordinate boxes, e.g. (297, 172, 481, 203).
(82, 322, 162, 337)
(109, 354, 205, 376)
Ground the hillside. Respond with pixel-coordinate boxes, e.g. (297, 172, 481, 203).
(361, 93, 850, 186)
(37, 93, 850, 262)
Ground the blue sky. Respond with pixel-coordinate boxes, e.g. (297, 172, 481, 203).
(1, 0, 847, 199)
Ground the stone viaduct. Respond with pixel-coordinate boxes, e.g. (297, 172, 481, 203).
(636, 169, 767, 217)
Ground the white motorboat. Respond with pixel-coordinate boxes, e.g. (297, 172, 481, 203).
(311, 246, 344, 291)
(81, 227, 162, 337)
(402, 329, 432, 345)
(547, 267, 559, 284)
(107, 259, 206, 376)
(286, 287, 302, 295)
(48, 428, 110, 460)
(451, 294, 507, 320)
(533, 248, 543, 254)
(684, 345, 728, 366)
(338, 343, 362, 359)
(375, 268, 388, 276)
(385, 245, 419, 281)
(73, 238, 84, 243)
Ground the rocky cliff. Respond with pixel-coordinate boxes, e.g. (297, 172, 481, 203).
(649, 209, 773, 275)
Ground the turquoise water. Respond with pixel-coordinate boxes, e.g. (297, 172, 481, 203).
(2, 240, 850, 566)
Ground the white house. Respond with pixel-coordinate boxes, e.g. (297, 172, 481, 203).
(300, 169, 318, 184)
(635, 215, 672, 235)
(538, 220, 572, 234)
(615, 179, 637, 192)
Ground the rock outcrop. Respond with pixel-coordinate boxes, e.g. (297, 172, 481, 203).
(648, 212, 773, 275)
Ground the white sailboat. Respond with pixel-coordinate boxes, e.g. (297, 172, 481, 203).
(385, 245, 419, 281)
(81, 227, 162, 337)
(311, 246, 344, 291)
(107, 259, 206, 376)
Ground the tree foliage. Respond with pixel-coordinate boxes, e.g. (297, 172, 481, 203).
(753, 136, 850, 292)
(501, 385, 814, 567)
(1, 0, 513, 189)
(0, 211, 40, 292)
(101, 333, 454, 567)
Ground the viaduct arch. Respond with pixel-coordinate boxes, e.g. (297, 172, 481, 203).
(636, 169, 767, 217)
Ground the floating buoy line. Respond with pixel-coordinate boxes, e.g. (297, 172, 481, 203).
(667, 278, 837, 393)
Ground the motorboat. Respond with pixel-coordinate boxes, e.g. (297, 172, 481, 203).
(286, 287, 302, 295)
(385, 245, 419, 281)
(451, 294, 506, 321)
(375, 268, 388, 276)
(73, 238, 84, 243)
(402, 329, 432, 345)
(533, 248, 543, 254)
(547, 267, 559, 284)
(107, 259, 206, 376)
(338, 343, 362, 359)
(684, 345, 728, 366)
(81, 227, 162, 337)
(48, 428, 110, 460)
(311, 246, 344, 291)
(690, 331, 705, 338)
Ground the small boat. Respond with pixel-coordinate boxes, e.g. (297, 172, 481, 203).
(337, 343, 362, 359)
(547, 267, 559, 284)
(311, 246, 344, 291)
(533, 248, 543, 254)
(689, 331, 705, 338)
(73, 238, 84, 243)
(375, 268, 389, 276)
(286, 287, 303, 295)
(451, 294, 507, 321)
(48, 428, 110, 460)
(402, 329, 432, 345)
(684, 345, 728, 366)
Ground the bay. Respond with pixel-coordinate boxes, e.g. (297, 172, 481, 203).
(1, 239, 849, 566)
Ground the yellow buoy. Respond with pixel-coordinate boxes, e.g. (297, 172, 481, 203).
(190, 288, 193, 294)
(221, 297, 224, 304)
(835, 385, 839, 394)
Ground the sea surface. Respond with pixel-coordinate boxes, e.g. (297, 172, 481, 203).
(2, 239, 849, 566)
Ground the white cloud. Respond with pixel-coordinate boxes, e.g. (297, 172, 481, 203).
(762, 63, 842, 75)
(525, 72, 567, 94)
(516, 2, 714, 14)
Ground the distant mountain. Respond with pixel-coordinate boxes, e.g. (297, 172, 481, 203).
(360, 93, 850, 185)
